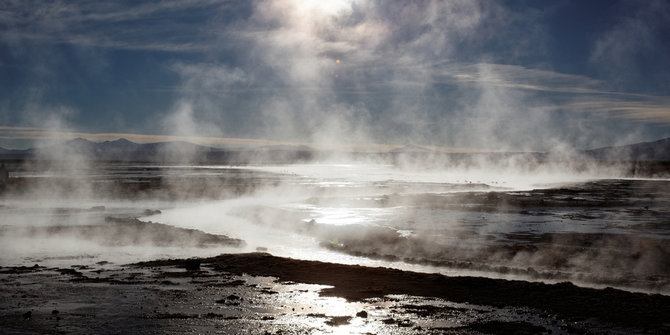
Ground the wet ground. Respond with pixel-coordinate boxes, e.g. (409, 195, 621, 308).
(2, 253, 667, 334)
(309, 179, 670, 293)
(2, 162, 670, 333)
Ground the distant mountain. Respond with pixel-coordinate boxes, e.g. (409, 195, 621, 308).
(389, 144, 433, 153)
(584, 137, 670, 161)
(26, 138, 222, 162)
(1, 137, 668, 163)
(98, 138, 142, 151)
(0, 147, 18, 154)
(0, 138, 314, 164)
(0, 147, 30, 158)
(258, 144, 313, 152)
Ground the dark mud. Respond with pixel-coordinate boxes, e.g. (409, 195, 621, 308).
(2, 164, 670, 333)
(2, 253, 668, 334)
(296, 179, 670, 292)
(137, 253, 670, 331)
(0, 164, 282, 200)
(322, 230, 670, 291)
(362, 179, 670, 214)
(0, 216, 244, 248)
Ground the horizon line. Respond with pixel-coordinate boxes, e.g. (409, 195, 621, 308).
(0, 127, 501, 153)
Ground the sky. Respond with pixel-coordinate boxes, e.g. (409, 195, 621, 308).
(1, 0, 669, 151)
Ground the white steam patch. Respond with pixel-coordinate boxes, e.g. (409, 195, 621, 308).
(145, 0, 667, 152)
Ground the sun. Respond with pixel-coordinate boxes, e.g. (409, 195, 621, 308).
(299, 0, 354, 16)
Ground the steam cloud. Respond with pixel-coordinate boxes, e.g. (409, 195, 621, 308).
(2, 0, 668, 149)
(158, 0, 666, 152)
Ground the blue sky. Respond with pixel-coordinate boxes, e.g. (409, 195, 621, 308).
(1, 0, 669, 150)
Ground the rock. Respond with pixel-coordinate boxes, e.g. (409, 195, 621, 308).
(356, 310, 368, 318)
(23, 311, 32, 319)
(57, 268, 83, 276)
(325, 316, 351, 326)
(216, 295, 241, 306)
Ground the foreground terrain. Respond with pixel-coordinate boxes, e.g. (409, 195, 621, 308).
(2, 253, 670, 334)
(2, 162, 670, 333)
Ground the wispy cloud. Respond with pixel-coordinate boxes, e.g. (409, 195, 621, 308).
(163, 0, 670, 149)
(0, 0, 233, 52)
(427, 62, 670, 125)
(561, 97, 670, 124)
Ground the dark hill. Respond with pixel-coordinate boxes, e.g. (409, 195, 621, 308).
(584, 137, 670, 161)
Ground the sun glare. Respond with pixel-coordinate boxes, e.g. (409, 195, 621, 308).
(299, 0, 354, 16)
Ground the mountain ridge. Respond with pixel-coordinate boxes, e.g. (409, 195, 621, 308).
(0, 137, 314, 164)
(0, 137, 668, 163)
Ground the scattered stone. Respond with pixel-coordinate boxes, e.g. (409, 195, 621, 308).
(215, 296, 240, 306)
(380, 317, 413, 327)
(325, 316, 351, 327)
(57, 268, 83, 277)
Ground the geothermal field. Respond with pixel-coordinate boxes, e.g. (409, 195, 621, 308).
(3, 1, 670, 334)
(1, 145, 670, 334)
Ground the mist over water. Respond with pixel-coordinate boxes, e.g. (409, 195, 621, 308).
(144, 162, 670, 291)
(3, 155, 669, 295)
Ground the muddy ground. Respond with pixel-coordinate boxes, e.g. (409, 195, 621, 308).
(2, 165, 670, 333)
(1, 253, 669, 334)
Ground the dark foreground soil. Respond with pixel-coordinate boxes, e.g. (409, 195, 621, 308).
(141, 253, 670, 332)
(2, 252, 670, 334)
